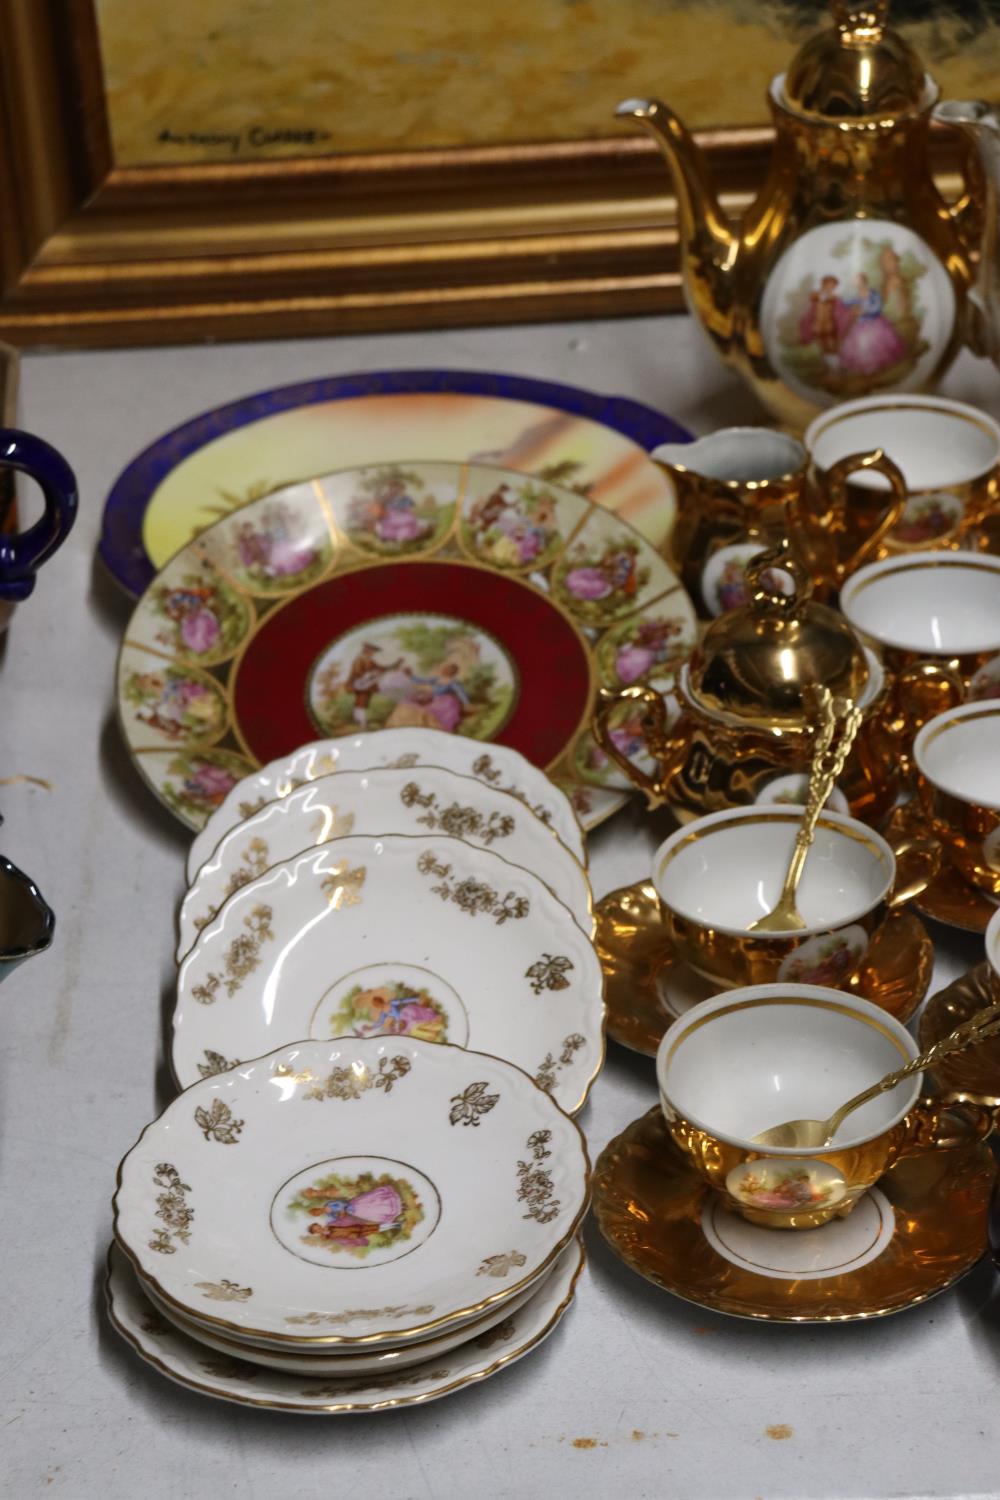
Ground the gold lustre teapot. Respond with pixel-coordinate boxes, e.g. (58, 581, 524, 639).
(617, 1, 975, 430)
(594, 542, 898, 825)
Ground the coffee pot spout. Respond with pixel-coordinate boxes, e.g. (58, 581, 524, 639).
(615, 98, 737, 329)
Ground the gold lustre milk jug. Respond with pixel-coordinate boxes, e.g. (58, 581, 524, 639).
(617, 2, 972, 430)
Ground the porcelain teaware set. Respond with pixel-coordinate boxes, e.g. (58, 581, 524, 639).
(54, 0, 1000, 1393)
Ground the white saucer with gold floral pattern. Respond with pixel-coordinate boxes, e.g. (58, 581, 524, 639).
(178, 764, 591, 961)
(141, 1238, 555, 1374)
(115, 1037, 590, 1348)
(106, 1234, 584, 1413)
(186, 728, 587, 878)
(173, 834, 605, 1113)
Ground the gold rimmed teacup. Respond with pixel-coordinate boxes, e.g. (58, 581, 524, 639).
(652, 806, 906, 993)
(655, 984, 990, 1230)
(841, 553, 1000, 765)
(914, 702, 1000, 897)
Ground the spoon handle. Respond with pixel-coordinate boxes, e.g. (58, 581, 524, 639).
(776, 696, 864, 900)
(826, 999, 1000, 1140)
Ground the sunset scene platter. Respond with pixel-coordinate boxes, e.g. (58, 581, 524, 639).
(117, 458, 697, 835)
(100, 369, 689, 597)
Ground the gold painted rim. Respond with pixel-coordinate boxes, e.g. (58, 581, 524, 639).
(113, 1037, 593, 1346)
(915, 704, 1000, 811)
(654, 809, 894, 937)
(105, 1237, 585, 1413)
(812, 398, 1000, 461)
(660, 993, 915, 1156)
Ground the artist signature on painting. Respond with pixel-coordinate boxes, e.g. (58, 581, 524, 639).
(157, 125, 332, 155)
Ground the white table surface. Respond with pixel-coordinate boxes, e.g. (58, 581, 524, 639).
(3, 316, 1000, 1500)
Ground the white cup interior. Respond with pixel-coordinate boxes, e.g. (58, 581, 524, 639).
(915, 705, 1000, 809)
(841, 556, 1000, 655)
(658, 989, 918, 1150)
(654, 810, 893, 936)
(808, 400, 1000, 489)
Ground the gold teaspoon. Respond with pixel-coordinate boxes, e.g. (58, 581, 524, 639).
(752, 1000, 1000, 1150)
(748, 689, 863, 934)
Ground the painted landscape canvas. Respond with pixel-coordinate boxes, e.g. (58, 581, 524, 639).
(94, 1, 1000, 163)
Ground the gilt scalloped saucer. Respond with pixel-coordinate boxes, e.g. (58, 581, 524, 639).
(919, 963, 1000, 1105)
(173, 834, 605, 1115)
(178, 764, 591, 962)
(593, 1108, 993, 1322)
(886, 803, 999, 934)
(114, 1037, 590, 1347)
(595, 881, 933, 1056)
(186, 728, 586, 878)
(116, 461, 696, 837)
(105, 1235, 584, 1413)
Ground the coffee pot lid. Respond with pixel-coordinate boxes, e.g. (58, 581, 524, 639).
(782, 2, 932, 119)
(687, 542, 869, 729)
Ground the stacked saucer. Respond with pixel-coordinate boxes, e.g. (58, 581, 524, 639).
(111, 1037, 589, 1412)
(171, 728, 604, 1116)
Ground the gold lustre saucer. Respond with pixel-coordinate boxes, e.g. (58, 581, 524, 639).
(595, 880, 932, 1056)
(919, 962, 1000, 1105)
(887, 804, 998, 935)
(592, 1108, 994, 1323)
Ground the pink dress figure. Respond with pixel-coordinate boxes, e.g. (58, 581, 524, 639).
(262, 508, 318, 577)
(839, 275, 907, 375)
(167, 588, 221, 654)
(185, 762, 237, 807)
(376, 493, 427, 543)
(565, 562, 612, 600)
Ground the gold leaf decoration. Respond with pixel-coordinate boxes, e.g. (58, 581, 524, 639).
(448, 1080, 500, 1127)
(190, 904, 274, 1004)
(285, 1303, 435, 1327)
(475, 1318, 517, 1350)
(416, 851, 529, 924)
(476, 1250, 527, 1278)
(320, 859, 367, 909)
(148, 1163, 193, 1254)
(194, 1097, 245, 1144)
(304, 1054, 411, 1101)
(399, 781, 515, 846)
(195, 1279, 253, 1302)
(197, 1049, 240, 1078)
(534, 1033, 586, 1094)
(516, 1129, 561, 1224)
(525, 953, 574, 994)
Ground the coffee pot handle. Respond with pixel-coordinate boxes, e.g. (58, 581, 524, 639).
(593, 685, 681, 810)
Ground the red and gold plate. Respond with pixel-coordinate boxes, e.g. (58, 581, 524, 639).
(116, 460, 697, 832)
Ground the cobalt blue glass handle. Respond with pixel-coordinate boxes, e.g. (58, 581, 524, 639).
(0, 429, 78, 601)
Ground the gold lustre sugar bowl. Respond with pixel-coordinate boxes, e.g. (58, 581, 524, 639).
(655, 984, 986, 1230)
(595, 544, 897, 824)
(652, 805, 904, 992)
(915, 701, 1000, 896)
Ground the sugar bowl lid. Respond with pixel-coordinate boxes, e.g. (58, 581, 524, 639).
(782, 1, 933, 120)
(686, 543, 869, 728)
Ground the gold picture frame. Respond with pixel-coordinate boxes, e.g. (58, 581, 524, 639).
(0, 2, 967, 349)
(0, 0, 779, 347)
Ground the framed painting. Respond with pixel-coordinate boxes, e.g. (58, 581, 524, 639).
(0, 1, 986, 348)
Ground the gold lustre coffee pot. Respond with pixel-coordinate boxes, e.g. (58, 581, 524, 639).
(617, 1, 976, 429)
(594, 543, 897, 824)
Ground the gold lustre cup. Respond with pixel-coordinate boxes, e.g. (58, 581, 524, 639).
(655, 985, 992, 1230)
(651, 805, 917, 992)
(915, 701, 1000, 896)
